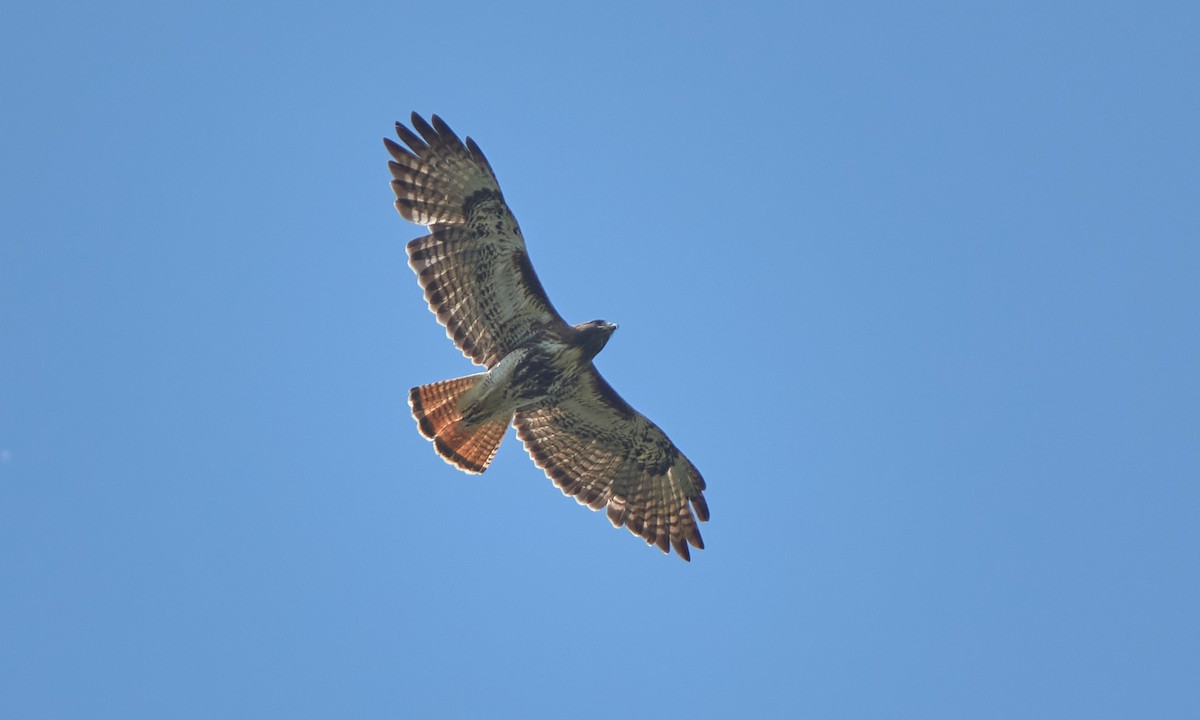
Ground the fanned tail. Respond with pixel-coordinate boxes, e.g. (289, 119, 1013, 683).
(409, 376, 510, 474)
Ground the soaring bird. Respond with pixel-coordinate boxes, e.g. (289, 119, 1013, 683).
(386, 114, 709, 560)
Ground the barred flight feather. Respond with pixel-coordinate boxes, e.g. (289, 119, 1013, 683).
(388, 113, 567, 368)
(390, 114, 709, 561)
(409, 376, 509, 474)
(512, 367, 708, 561)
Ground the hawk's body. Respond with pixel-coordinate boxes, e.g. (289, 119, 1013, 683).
(387, 114, 709, 560)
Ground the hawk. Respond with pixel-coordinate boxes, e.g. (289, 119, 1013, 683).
(386, 113, 709, 560)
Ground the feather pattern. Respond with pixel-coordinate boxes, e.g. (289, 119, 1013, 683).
(408, 375, 509, 474)
(387, 113, 567, 368)
(391, 114, 710, 561)
(513, 367, 708, 561)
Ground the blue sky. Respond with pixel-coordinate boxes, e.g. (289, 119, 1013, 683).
(2, 1, 1198, 717)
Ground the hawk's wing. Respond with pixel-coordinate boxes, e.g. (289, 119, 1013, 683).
(513, 366, 709, 561)
(386, 113, 568, 368)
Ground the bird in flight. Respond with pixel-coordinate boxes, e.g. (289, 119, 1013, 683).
(386, 114, 709, 560)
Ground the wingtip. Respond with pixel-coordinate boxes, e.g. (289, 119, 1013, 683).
(654, 533, 670, 554)
(673, 537, 692, 562)
(384, 136, 416, 162)
(410, 112, 436, 142)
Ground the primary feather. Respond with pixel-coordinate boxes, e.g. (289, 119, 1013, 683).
(389, 113, 709, 561)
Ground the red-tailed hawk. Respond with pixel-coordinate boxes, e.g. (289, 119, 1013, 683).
(386, 114, 709, 561)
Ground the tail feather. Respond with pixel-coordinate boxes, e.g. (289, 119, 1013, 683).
(409, 376, 510, 474)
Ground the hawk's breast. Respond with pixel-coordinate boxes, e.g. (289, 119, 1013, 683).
(508, 340, 587, 409)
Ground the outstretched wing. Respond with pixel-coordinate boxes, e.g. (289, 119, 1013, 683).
(513, 366, 709, 561)
(386, 113, 568, 368)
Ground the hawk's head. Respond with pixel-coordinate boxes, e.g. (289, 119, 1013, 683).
(574, 320, 617, 359)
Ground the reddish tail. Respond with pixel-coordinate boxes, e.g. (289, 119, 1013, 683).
(409, 376, 510, 474)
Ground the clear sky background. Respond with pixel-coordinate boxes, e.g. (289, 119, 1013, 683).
(2, 1, 1198, 718)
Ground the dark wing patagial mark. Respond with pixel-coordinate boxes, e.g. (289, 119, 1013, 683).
(386, 113, 570, 368)
(389, 114, 711, 562)
(513, 365, 709, 561)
